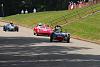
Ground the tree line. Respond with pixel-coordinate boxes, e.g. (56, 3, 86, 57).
(0, 0, 87, 16)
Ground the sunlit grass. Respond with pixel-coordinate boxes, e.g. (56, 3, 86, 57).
(63, 12, 100, 43)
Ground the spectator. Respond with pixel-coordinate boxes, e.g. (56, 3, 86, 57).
(71, 2, 74, 10)
(33, 8, 36, 13)
(73, 3, 77, 9)
(21, 10, 24, 14)
(68, 2, 71, 10)
(25, 9, 28, 14)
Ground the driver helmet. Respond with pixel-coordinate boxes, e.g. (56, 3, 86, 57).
(56, 25, 61, 27)
(38, 23, 42, 26)
(55, 25, 61, 29)
(10, 23, 13, 24)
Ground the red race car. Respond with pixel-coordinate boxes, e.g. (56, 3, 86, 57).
(33, 24, 53, 36)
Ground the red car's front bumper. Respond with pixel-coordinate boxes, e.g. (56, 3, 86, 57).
(36, 31, 52, 36)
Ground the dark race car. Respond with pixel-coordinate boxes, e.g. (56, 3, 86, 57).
(50, 25, 70, 43)
(33, 23, 53, 36)
(3, 23, 19, 32)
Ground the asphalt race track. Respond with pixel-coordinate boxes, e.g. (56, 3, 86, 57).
(0, 22, 100, 67)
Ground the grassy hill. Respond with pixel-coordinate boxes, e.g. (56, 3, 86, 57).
(63, 12, 100, 43)
(1, 4, 100, 43)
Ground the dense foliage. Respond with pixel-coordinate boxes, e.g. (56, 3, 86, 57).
(0, 0, 89, 16)
(0, 0, 73, 16)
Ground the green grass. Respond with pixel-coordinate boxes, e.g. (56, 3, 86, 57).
(2, 4, 100, 27)
(63, 12, 100, 43)
(2, 11, 68, 27)
(1, 4, 100, 43)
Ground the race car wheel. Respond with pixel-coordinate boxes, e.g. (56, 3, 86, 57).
(67, 38, 70, 43)
(35, 33, 39, 36)
(50, 33, 53, 42)
(3, 26, 7, 32)
(16, 28, 19, 32)
(34, 32, 38, 36)
(34, 33, 36, 35)
(67, 34, 70, 43)
(50, 36, 53, 42)
(15, 26, 19, 32)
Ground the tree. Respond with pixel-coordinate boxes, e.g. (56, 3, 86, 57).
(0, 0, 71, 16)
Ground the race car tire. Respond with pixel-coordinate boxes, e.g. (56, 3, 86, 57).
(34, 32, 38, 36)
(15, 26, 19, 32)
(35, 33, 39, 36)
(16, 28, 19, 32)
(50, 36, 53, 42)
(3, 26, 7, 32)
(50, 33, 53, 42)
(34, 33, 36, 35)
(67, 38, 70, 43)
(67, 34, 70, 43)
